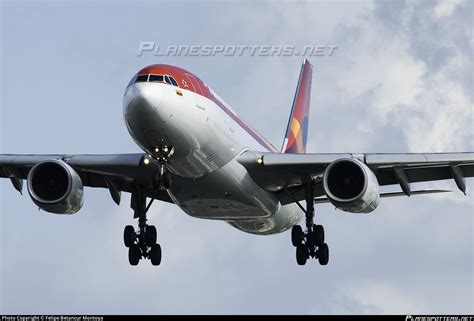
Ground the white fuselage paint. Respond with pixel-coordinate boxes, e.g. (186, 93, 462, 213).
(123, 82, 301, 235)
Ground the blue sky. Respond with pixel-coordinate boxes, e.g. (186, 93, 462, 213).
(1, 0, 473, 314)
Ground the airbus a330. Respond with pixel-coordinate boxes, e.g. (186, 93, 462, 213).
(1, 59, 472, 266)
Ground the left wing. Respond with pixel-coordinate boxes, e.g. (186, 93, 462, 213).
(238, 151, 474, 205)
(0, 153, 172, 204)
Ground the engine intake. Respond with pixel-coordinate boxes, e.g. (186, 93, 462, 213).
(27, 160, 84, 214)
(323, 158, 380, 213)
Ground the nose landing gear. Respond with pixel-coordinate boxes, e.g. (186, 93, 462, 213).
(124, 146, 173, 266)
(123, 187, 162, 266)
(151, 145, 173, 191)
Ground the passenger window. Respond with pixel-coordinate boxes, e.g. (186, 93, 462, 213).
(149, 75, 164, 82)
(164, 75, 172, 85)
(169, 77, 179, 87)
(136, 74, 148, 82)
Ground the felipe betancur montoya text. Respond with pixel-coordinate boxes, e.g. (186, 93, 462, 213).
(2, 316, 103, 321)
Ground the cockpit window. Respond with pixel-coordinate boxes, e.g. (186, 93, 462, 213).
(169, 76, 178, 87)
(126, 75, 137, 88)
(136, 74, 149, 82)
(134, 74, 179, 87)
(149, 74, 164, 82)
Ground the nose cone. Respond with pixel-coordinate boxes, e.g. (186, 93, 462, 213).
(123, 83, 165, 149)
(123, 82, 162, 118)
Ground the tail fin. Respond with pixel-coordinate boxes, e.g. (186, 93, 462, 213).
(281, 59, 313, 154)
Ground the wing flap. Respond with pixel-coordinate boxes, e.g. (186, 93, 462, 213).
(375, 163, 474, 185)
(313, 189, 452, 204)
(366, 152, 474, 166)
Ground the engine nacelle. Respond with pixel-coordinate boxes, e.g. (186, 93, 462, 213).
(323, 158, 380, 213)
(27, 160, 84, 214)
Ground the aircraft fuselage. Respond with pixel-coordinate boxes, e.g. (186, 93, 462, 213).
(123, 64, 301, 234)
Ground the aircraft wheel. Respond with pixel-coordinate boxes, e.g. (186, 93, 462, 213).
(296, 244, 307, 265)
(317, 243, 329, 266)
(145, 225, 157, 246)
(291, 225, 304, 247)
(128, 245, 141, 266)
(312, 224, 324, 247)
(124, 225, 135, 247)
(150, 244, 162, 266)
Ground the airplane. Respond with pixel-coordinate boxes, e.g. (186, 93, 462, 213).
(1, 59, 473, 266)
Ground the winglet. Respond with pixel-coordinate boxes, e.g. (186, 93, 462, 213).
(281, 59, 313, 154)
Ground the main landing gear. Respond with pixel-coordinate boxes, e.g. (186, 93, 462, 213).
(290, 182, 329, 266)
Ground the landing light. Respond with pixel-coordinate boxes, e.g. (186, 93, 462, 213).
(143, 158, 150, 165)
(257, 158, 263, 164)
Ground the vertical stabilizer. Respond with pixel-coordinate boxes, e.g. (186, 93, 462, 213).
(281, 59, 313, 154)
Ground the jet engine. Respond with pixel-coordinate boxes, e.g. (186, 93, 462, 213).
(27, 160, 84, 214)
(323, 158, 380, 213)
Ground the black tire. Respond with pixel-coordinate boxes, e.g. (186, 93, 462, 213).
(128, 245, 141, 266)
(318, 243, 329, 266)
(124, 225, 135, 247)
(291, 225, 304, 247)
(296, 244, 307, 265)
(312, 224, 324, 247)
(145, 225, 157, 246)
(150, 244, 162, 266)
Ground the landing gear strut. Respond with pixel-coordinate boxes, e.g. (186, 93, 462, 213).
(290, 181, 329, 266)
(123, 187, 162, 266)
(123, 145, 174, 266)
(152, 145, 173, 191)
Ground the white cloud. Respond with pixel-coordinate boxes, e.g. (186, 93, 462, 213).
(434, 0, 463, 18)
(341, 280, 422, 314)
(330, 1, 472, 153)
(401, 74, 473, 151)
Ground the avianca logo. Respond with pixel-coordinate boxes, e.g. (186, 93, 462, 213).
(286, 116, 309, 153)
